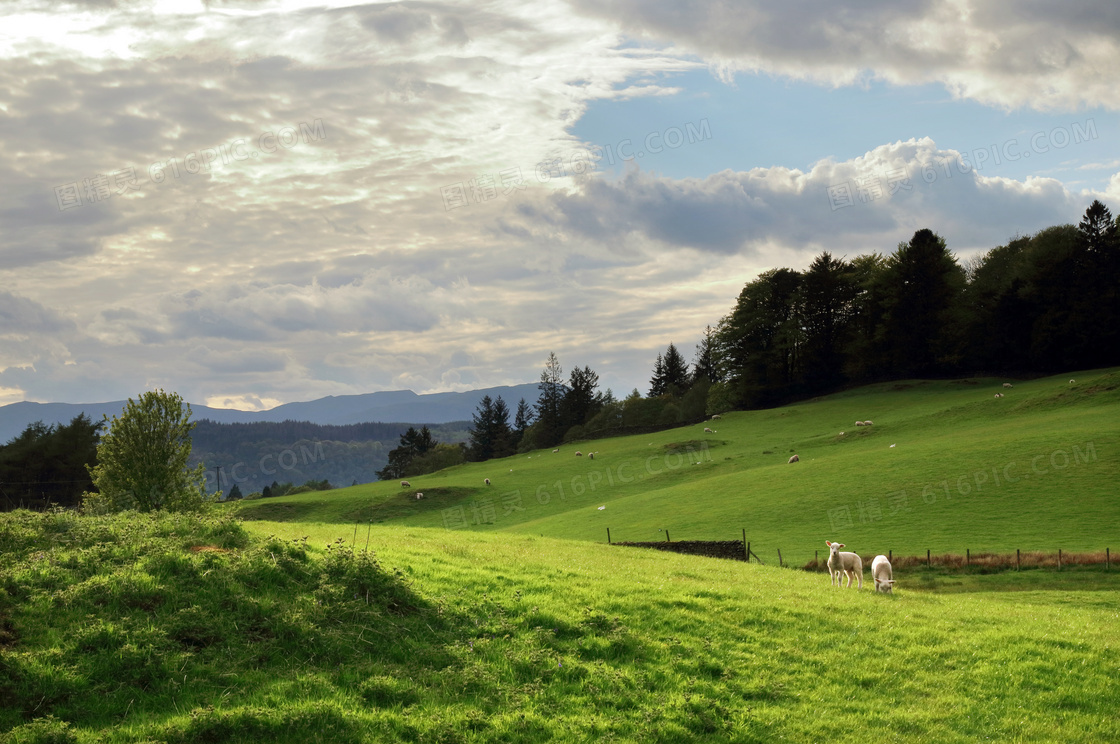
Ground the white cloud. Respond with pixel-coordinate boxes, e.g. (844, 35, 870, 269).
(572, 0, 1120, 111)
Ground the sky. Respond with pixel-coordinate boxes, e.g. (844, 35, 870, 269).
(2, 0, 1119, 410)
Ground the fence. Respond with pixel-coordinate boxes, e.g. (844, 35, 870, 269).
(606, 529, 1113, 572)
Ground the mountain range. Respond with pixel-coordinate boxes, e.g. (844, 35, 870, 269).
(0, 383, 541, 443)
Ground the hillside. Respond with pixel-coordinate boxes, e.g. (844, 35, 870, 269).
(2, 510, 1117, 743)
(232, 369, 1120, 559)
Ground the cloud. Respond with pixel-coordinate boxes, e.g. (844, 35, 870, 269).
(571, 0, 1120, 111)
(515, 138, 1088, 259)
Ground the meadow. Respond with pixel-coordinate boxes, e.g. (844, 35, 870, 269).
(234, 369, 1120, 560)
(2, 369, 1118, 742)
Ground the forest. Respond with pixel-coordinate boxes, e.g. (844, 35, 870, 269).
(459, 200, 1120, 462)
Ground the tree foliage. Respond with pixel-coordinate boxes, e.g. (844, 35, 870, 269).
(84, 390, 211, 513)
(467, 395, 515, 462)
(0, 414, 102, 510)
(375, 426, 435, 480)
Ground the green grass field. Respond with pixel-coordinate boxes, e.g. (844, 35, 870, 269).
(2, 369, 1118, 742)
(234, 368, 1120, 560)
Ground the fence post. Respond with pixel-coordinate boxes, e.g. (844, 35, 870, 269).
(777, 548, 783, 567)
(1016, 548, 1020, 571)
(743, 529, 748, 562)
(746, 541, 751, 564)
(927, 549, 931, 568)
(966, 548, 970, 567)
(607, 528, 611, 544)
(1108, 547, 1111, 571)
(665, 530, 671, 543)
(1058, 548, 1061, 571)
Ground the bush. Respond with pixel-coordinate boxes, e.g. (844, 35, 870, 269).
(563, 425, 586, 443)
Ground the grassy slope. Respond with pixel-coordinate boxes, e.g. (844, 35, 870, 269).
(4, 511, 1119, 743)
(232, 369, 1120, 560)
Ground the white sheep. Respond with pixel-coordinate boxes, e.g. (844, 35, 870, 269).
(711, 414, 722, 420)
(871, 555, 895, 593)
(1070, 379, 1076, 384)
(415, 492, 423, 500)
(788, 454, 799, 463)
(994, 393, 1003, 398)
(400, 480, 411, 488)
(825, 541, 863, 589)
(1003, 382, 1013, 388)
(575, 451, 582, 457)
(863, 420, 873, 426)
(855, 421, 865, 426)
(588, 453, 594, 460)
(484, 478, 491, 485)
(703, 427, 713, 433)
(553, 448, 559, 453)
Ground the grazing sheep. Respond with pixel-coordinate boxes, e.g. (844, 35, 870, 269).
(871, 555, 895, 594)
(711, 414, 722, 420)
(839, 431, 845, 436)
(855, 421, 865, 426)
(994, 393, 1003, 398)
(400, 480, 411, 488)
(415, 492, 424, 500)
(588, 453, 594, 460)
(788, 454, 799, 463)
(863, 420, 873, 426)
(825, 541, 863, 589)
(703, 427, 713, 433)
(575, 451, 582, 457)
(484, 478, 491, 485)
(1070, 379, 1076, 384)
(553, 448, 559, 453)
(1003, 382, 1013, 388)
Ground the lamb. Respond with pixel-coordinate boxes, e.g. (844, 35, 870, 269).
(400, 480, 411, 488)
(588, 453, 594, 460)
(553, 448, 559, 453)
(704, 427, 713, 433)
(825, 541, 863, 589)
(484, 478, 491, 485)
(711, 414, 722, 420)
(871, 554, 895, 593)
(575, 451, 582, 457)
(1003, 382, 1013, 388)
(788, 454, 799, 463)
(994, 393, 1003, 398)
(855, 421, 865, 426)
(415, 492, 424, 500)
(863, 420, 873, 426)
(1070, 379, 1076, 384)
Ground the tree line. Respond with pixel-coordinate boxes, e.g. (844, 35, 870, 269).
(453, 200, 1120, 467)
(704, 201, 1120, 409)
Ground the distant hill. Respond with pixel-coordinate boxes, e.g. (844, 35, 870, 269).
(188, 419, 472, 493)
(0, 383, 541, 444)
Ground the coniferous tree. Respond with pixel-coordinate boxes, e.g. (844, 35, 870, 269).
(563, 365, 602, 430)
(691, 325, 720, 385)
(376, 425, 436, 479)
(661, 343, 689, 396)
(534, 352, 566, 448)
(649, 353, 666, 397)
(513, 398, 534, 443)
